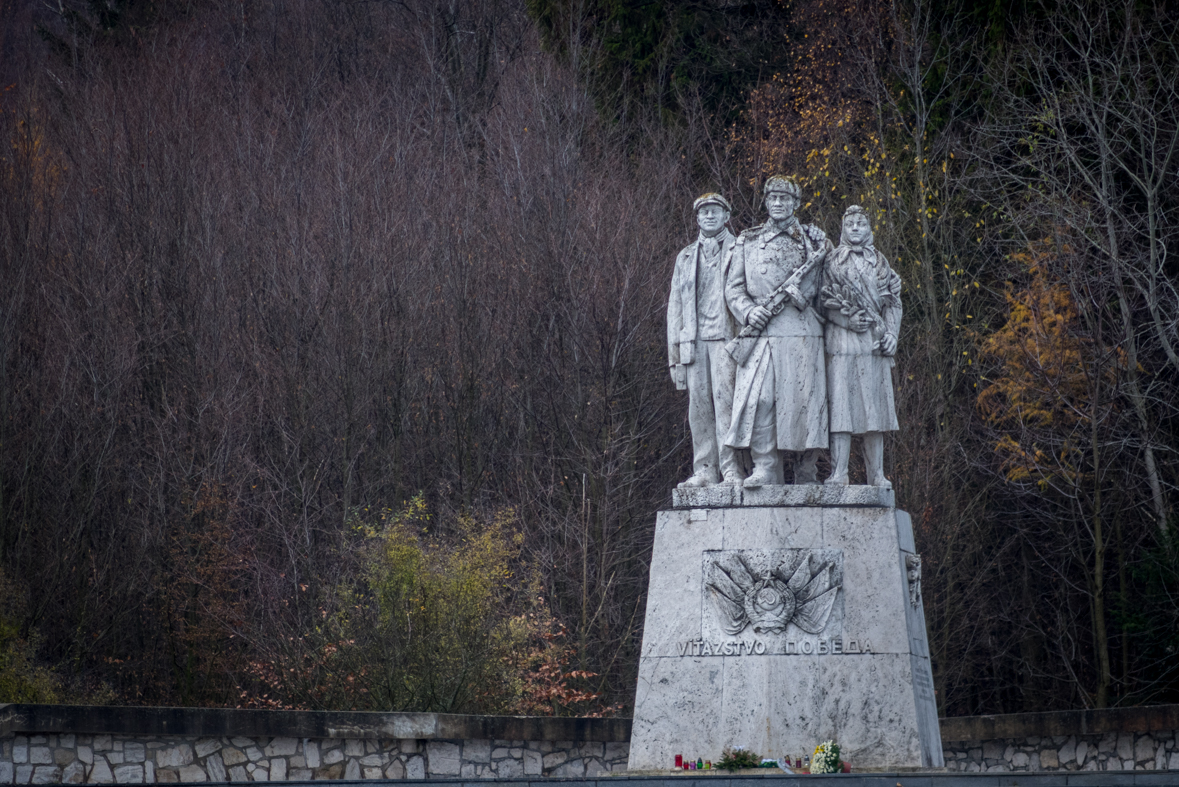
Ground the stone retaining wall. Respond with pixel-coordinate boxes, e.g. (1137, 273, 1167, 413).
(0, 706, 630, 784)
(941, 704, 1179, 773)
(942, 731, 1179, 772)
(6, 702, 1179, 782)
(0, 733, 627, 784)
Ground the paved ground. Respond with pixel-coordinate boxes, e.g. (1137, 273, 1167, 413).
(273, 772, 1179, 786)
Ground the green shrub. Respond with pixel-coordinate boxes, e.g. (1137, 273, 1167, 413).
(0, 568, 61, 703)
(256, 497, 549, 713)
(359, 499, 531, 711)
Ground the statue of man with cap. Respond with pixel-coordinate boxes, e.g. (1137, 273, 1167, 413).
(667, 192, 744, 488)
(723, 176, 831, 487)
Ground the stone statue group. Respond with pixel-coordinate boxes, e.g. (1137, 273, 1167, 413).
(668, 176, 902, 490)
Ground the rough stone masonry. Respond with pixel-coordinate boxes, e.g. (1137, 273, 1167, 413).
(5, 703, 1179, 781)
(0, 732, 628, 784)
(0, 706, 631, 784)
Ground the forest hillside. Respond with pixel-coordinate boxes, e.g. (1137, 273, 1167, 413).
(2, 0, 1179, 716)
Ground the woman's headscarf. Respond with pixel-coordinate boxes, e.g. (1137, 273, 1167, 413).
(837, 204, 875, 251)
(822, 205, 900, 323)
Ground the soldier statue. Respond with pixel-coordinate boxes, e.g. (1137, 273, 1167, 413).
(723, 176, 831, 487)
(667, 193, 743, 488)
(820, 205, 901, 488)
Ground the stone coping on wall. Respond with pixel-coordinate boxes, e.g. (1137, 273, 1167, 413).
(0, 706, 630, 744)
(941, 705, 1179, 743)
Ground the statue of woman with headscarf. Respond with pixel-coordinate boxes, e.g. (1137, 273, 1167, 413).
(820, 205, 902, 488)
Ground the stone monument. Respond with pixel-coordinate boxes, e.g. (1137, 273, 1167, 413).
(631, 183, 942, 772)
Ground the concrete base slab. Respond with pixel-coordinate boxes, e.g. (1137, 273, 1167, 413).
(327, 771, 1173, 785)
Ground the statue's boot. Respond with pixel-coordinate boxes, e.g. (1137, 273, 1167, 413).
(743, 444, 782, 488)
(719, 469, 745, 486)
(824, 433, 851, 485)
(678, 469, 719, 489)
(794, 448, 821, 484)
(864, 431, 892, 489)
(717, 444, 743, 487)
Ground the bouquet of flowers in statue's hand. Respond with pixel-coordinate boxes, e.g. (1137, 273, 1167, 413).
(810, 741, 842, 774)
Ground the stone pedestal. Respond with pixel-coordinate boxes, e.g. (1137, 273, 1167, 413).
(627, 486, 942, 771)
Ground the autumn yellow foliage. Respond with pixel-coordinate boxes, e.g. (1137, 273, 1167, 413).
(977, 244, 1119, 485)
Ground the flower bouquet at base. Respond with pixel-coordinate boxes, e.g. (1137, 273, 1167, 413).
(810, 741, 843, 774)
(716, 745, 761, 771)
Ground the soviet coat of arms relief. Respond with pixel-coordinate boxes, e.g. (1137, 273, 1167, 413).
(703, 550, 843, 646)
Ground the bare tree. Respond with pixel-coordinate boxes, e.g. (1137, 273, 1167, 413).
(971, 0, 1179, 707)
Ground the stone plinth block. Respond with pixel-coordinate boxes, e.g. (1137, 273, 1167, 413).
(628, 495, 942, 772)
(671, 483, 895, 509)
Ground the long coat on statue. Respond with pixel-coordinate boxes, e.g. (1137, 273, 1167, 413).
(723, 219, 832, 452)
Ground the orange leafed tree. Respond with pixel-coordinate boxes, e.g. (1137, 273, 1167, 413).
(976, 242, 1121, 487)
(976, 240, 1130, 708)
(508, 612, 618, 718)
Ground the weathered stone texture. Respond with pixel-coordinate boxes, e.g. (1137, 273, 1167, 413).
(629, 503, 941, 771)
(944, 729, 1179, 772)
(673, 483, 895, 509)
(0, 733, 629, 783)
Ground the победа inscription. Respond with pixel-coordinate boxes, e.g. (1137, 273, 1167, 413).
(674, 637, 874, 656)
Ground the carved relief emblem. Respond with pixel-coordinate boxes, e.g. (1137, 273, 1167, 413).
(905, 553, 922, 607)
(704, 550, 842, 636)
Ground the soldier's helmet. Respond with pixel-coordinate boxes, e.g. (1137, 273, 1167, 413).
(763, 176, 802, 199)
(693, 192, 731, 213)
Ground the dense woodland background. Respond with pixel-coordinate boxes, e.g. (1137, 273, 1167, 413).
(2, 0, 1179, 718)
